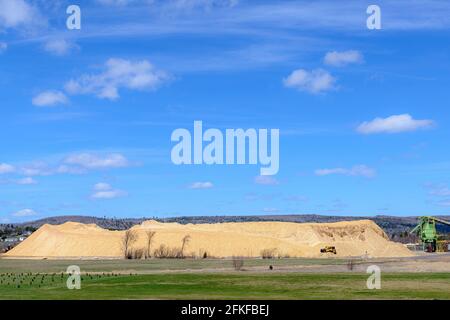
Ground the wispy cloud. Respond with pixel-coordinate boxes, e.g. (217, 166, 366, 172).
(315, 165, 376, 178)
(324, 50, 363, 67)
(0, 0, 45, 29)
(436, 200, 450, 207)
(0, 42, 7, 53)
(425, 183, 450, 207)
(188, 181, 214, 189)
(0, 163, 15, 174)
(32, 90, 68, 107)
(262, 207, 280, 213)
(16, 177, 37, 185)
(12, 1, 448, 77)
(91, 182, 128, 199)
(43, 39, 78, 56)
(283, 68, 336, 94)
(429, 186, 450, 197)
(12, 208, 37, 217)
(8, 0, 450, 71)
(65, 58, 171, 100)
(19, 162, 53, 176)
(18, 153, 131, 176)
(244, 192, 281, 201)
(96, 0, 136, 6)
(357, 114, 435, 134)
(254, 175, 279, 185)
(49, 0, 450, 42)
(63, 153, 130, 170)
(0, 176, 37, 185)
(284, 195, 308, 202)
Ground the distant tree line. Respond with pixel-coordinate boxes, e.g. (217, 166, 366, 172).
(0, 225, 36, 241)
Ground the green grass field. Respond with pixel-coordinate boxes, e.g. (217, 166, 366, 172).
(0, 258, 448, 300)
(0, 272, 449, 300)
(0, 257, 350, 273)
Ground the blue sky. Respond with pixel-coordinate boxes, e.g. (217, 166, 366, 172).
(1, 0, 450, 222)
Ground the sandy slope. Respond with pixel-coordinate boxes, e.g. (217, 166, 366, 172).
(5, 219, 414, 258)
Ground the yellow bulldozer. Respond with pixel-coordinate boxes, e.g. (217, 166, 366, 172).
(320, 246, 337, 254)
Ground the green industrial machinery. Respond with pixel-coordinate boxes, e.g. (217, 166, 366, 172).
(410, 216, 450, 252)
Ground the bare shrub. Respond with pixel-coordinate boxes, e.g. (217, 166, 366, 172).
(145, 230, 156, 259)
(152, 245, 178, 258)
(180, 234, 191, 258)
(171, 247, 183, 259)
(153, 244, 169, 258)
(122, 229, 138, 259)
(133, 248, 145, 260)
(261, 248, 277, 259)
(277, 252, 290, 259)
(153, 243, 195, 259)
(232, 256, 244, 271)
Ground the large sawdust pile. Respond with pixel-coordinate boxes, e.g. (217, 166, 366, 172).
(5, 219, 413, 258)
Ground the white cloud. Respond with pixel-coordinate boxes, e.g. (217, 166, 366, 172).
(43, 39, 77, 56)
(20, 163, 83, 176)
(92, 190, 127, 200)
(188, 181, 214, 189)
(55, 0, 450, 42)
(315, 165, 376, 178)
(63, 153, 130, 170)
(0, 42, 7, 53)
(0, 0, 36, 28)
(284, 195, 308, 202)
(94, 182, 113, 191)
(20, 162, 54, 176)
(254, 175, 279, 185)
(91, 183, 127, 199)
(437, 200, 450, 207)
(425, 183, 450, 207)
(17, 153, 130, 177)
(430, 188, 450, 197)
(324, 50, 363, 67)
(32, 91, 68, 107)
(263, 207, 280, 213)
(357, 114, 435, 134)
(54, 165, 87, 175)
(0, 163, 15, 174)
(16, 177, 37, 185)
(65, 58, 171, 100)
(13, 208, 37, 217)
(426, 183, 450, 197)
(283, 69, 335, 94)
